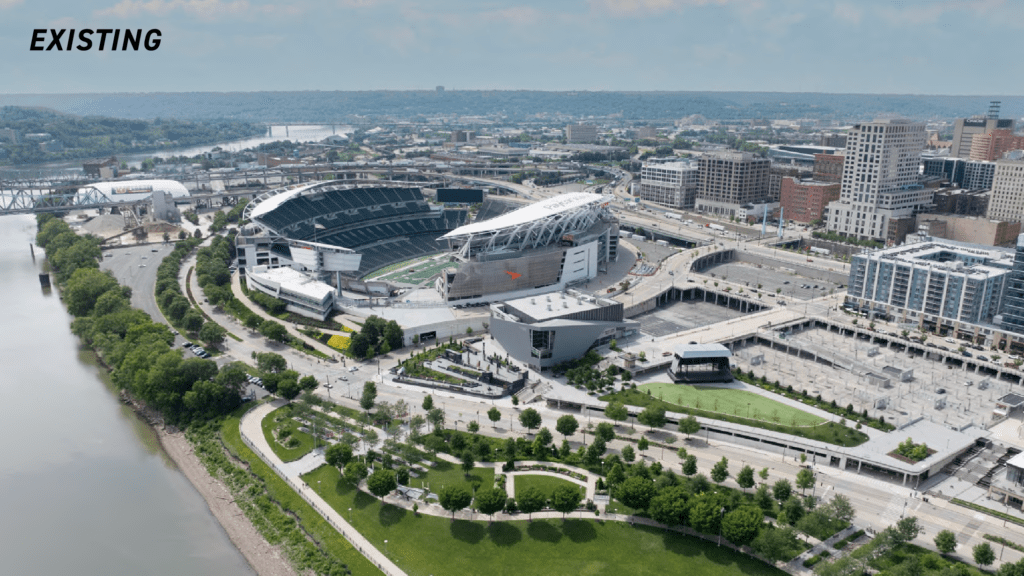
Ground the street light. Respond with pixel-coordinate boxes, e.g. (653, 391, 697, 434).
(384, 539, 388, 555)
(717, 507, 726, 546)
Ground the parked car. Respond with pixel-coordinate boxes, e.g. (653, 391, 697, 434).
(979, 355, 989, 362)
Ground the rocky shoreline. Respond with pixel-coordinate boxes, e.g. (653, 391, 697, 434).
(156, 425, 298, 576)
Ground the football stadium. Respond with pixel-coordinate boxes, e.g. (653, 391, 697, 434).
(438, 192, 619, 303)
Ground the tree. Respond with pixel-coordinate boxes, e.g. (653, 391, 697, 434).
(825, 494, 855, 525)
(422, 394, 433, 411)
(773, 479, 792, 502)
(934, 529, 957, 555)
(198, 322, 226, 347)
(259, 320, 288, 342)
(759, 467, 769, 484)
(679, 415, 701, 439)
(895, 516, 922, 544)
(178, 230, 188, 240)
(556, 414, 579, 439)
(64, 268, 120, 316)
(519, 408, 541, 432)
(796, 468, 815, 494)
(638, 406, 666, 430)
(711, 457, 729, 484)
(517, 487, 545, 521)
(467, 420, 479, 433)
(256, 352, 287, 373)
(427, 407, 445, 431)
(689, 492, 728, 535)
(607, 463, 626, 487)
(243, 314, 262, 332)
(551, 485, 583, 519)
(475, 487, 507, 522)
(181, 309, 204, 333)
(637, 436, 649, 456)
(682, 455, 698, 476)
(754, 484, 774, 513)
(438, 486, 473, 520)
(298, 375, 319, 391)
(605, 401, 628, 425)
(723, 506, 763, 546)
(360, 381, 377, 413)
(344, 461, 368, 485)
(621, 445, 636, 463)
(367, 468, 397, 499)
(649, 485, 690, 527)
(460, 451, 476, 477)
(974, 542, 996, 568)
(752, 526, 802, 563)
(617, 476, 656, 511)
(325, 443, 353, 468)
(595, 422, 616, 443)
(278, 379, 301, 401)
(780, 496, 805, 526)
(737, 465, 756, 492)
(487, 407, 501, 428)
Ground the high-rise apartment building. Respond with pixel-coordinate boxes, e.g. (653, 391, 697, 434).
(638, 161, 698, 209)
(987, 156, 1024, 223)
(951, 116, 1015, 158)
(695, 151, 770, 218)
(825, 119, 928, 242)
(565, 124, 598, 143)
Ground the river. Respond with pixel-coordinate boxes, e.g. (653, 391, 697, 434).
(0, 215, 254, 576)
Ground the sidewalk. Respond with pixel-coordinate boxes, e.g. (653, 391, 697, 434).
(241, 401, 406, 576)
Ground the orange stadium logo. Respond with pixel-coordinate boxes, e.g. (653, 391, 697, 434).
(504, 271, 522, 280)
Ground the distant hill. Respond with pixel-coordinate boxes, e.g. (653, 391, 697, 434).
(0, 91, 1020, 123)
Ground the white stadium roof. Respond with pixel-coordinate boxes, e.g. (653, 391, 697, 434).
(82, 179, 191, 200)
(442, 192, 610, 238)
(248, 183, 320, 220)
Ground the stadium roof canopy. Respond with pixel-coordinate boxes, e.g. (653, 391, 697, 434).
(442, 192, 610, 239)
(82, 179, 191, 201)
(248, 182, 319, 220)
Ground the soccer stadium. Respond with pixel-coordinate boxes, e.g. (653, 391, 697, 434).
(438, 192, 619, 303)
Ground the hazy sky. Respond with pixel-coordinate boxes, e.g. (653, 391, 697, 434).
(3, 0, 1023, 95)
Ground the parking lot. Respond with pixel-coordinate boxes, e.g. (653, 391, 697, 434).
(635, 300, 746, 338)
(732, 327, 1014, 431)
(703, 261, 843, 301)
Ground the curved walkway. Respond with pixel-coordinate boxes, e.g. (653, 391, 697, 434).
(239, 401, 789, 575)
(241, 400, 406, 576)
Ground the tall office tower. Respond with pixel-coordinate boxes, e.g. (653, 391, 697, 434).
(825, 119, 928, 242)
(1000, 234, 1024, 335)
(695, 151, 771, 218)
(951, 102, 1015, 158)
(987, 155, 1024, 223)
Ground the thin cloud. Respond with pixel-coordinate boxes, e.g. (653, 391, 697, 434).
(0, 0, 23, 8)
(96, 0, 261, 21)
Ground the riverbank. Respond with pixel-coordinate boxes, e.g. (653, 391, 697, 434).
(156, 427, 297, 576)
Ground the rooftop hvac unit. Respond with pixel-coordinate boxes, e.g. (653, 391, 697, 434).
(547, 305, 552, 311)
(531, 298, 536, 304)
(563, 302, 568, 308)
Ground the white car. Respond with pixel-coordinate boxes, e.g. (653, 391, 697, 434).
(348, 366, 358, 372)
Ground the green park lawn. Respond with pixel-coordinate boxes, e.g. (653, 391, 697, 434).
(514, 474, 583, 499)
(410, 460, 495, 494)
(262, 405, 317, 462)
(638, 383, 824, 427)
(302, 465, 785, 576)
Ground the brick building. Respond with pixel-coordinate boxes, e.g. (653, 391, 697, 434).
(779, 177, 840, 224)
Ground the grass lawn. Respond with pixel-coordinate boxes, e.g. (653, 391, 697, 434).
(638, 383, 824, 426)
(601, 388, 869, 447)
(411, 460, 495, 493)
(262, 405, 316, 462)
(303, 465, 786, 576)
(219, 407, 382, 576)
(514, 474, 583, 499)
(603, 499, 637, 516)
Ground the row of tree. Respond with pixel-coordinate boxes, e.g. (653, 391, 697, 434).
(36, 215, 241, 424)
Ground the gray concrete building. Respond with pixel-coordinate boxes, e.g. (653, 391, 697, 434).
(695, 151, 771, 218)
(490, 290, 639, 370)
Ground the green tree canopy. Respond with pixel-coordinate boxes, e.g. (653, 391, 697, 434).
(550, 485, 583, 519)
(556, 414, 579, 439)
(438, 485, 473, 519)
(723, 506, 764, 546)
(325, 443, 353, 468)
(516, 487, 546, 521)
(617, 476, 656, 511)
(367, 468, 397, 499)
(474, 487, 507, 521)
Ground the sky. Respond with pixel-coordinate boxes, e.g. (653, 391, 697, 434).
(2, 0, 1023, 95)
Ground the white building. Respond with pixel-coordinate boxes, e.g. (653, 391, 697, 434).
(826, 119, 928, 242)
(987, 155, 1024, 223)
(246, 265, 336, 321)
(638, 161, 698, 209)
